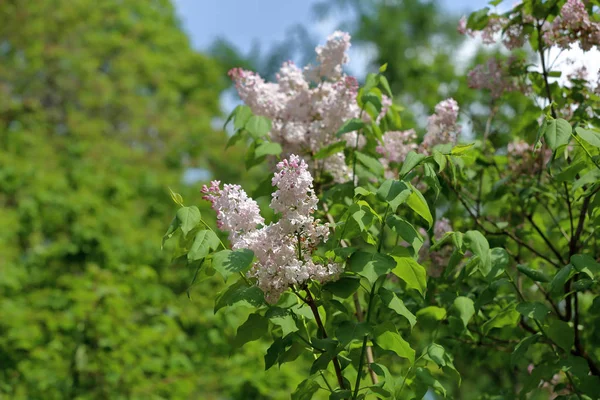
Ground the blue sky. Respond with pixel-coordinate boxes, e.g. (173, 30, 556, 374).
(174, 0, 489, 54)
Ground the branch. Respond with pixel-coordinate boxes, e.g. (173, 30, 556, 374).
(322, 203, 379, 385)
(303, 287, 347, 390)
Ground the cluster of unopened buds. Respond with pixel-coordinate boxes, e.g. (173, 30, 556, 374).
(202, 155, 341, 304)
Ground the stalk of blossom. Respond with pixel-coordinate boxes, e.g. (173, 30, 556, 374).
(205, 155, 341, 304)
(201, 181, 264, 245)
(420, 98, 461, 153)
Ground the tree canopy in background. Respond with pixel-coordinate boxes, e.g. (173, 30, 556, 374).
(0, 0, 301, 398)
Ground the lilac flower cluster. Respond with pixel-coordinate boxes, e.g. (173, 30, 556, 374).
(507, 140, 552, 176)
(229, 32, 385, 183)
(376, 129, 418, 177)
(467, 57, 524, 99)
(421, 98, 461, 153)
(543, 0, 600, 51)
(459, 0, 599, 52)
(201, 182, 264, 243)
(203, 155, 341, 304)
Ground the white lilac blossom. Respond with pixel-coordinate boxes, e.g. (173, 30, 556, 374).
(420, 98, 461, 153)
(229, 32, 386, 183)
(204, 155, 341, 304)
(376, 129, 418, 178)
(304, 31, 351, 81)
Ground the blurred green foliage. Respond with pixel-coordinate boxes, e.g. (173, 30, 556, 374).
(0, 0, 303, 398)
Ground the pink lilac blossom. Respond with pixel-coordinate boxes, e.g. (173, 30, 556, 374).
(376, 129, 418, 178)
(201, 181, 264, 244)
(467, 57, 523, 99)
(507, 140, 552, 176)
(204, 155, 341, 304)
(420, 98, 461, 153)
(543, 0, 600, 51)
(229, 32, 385, 183)
(458, 10, 535, 50)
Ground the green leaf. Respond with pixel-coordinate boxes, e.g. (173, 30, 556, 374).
(481, 304, 519, 335)
(374, 322, 415, 363)
(379, 287, 417, 329)
(554, 160, 587, 183)
(363, 73, 380, 92)
(452, 296, 475, 329)
(426, 343, 446, 367)
(386, 215, 424, 255)
(575, 127, 600, 148)
(550, 264, 575, 296)
(417, 306, 447, 321)
(379, 63, 388, 73)
(511, 333, 541, 366)
(168, 187, 184, 207)
(517, 264, 550, 282)
(214, 280, 265, 313)
(488, 247, 509, 279)
(377, 179, 411, 212)
(571, 254, 600, 279)
(516, 302, 551, 321)
(212, 249, 254, 282)
(254, 141, 282, 157)
(392, 257, 427, 296)
(348, 251, 396, 284)
(464, 231, 491, 276)
(399, 151, 426, 178)
(406, 189, 433, 228)
(379, 75, 392, 97)
(162, 217, 180, 249)
(546, 319, 574, 352)
(188, 230, 220, 261)
(544, 118, 572, 150)
(336, 118, 364, 137)
(432, 150, 447, 171)
(266, 307, 299, 336)
(323, 276, 361, 298)
(467, 7, 490, 30)
(245, 115, 272, 138)
(361, 92, 382, 114)
(415, 367, 446, 398)
(314, 141, 346, 159)
(450, 143, 475, 155)
(292, 378, 321, 400)
(233, 313, 268, 348)
(232, 105, 253, 131)
(335, 321, 370, 346)
(225, 130, 244, 149)
(176, 206, 201, 238)
(355, 152, 384, 176)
